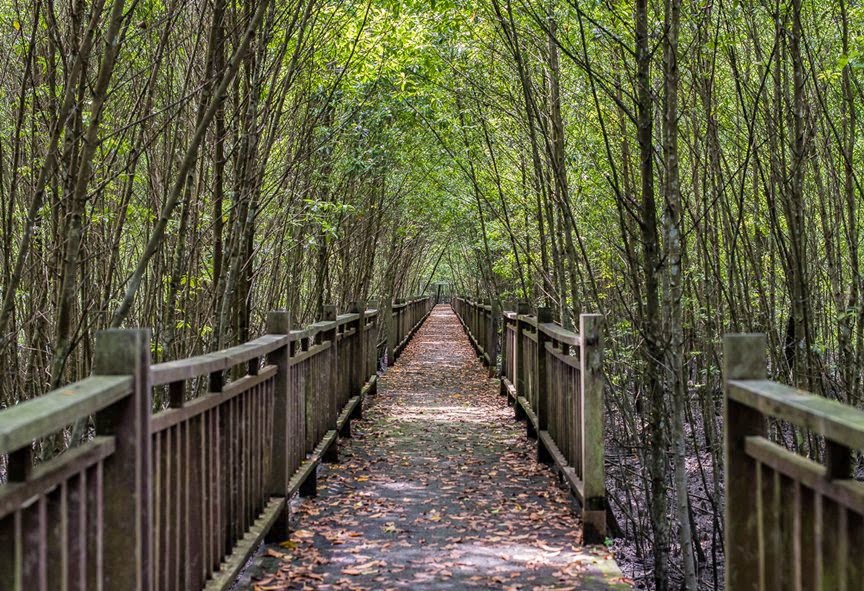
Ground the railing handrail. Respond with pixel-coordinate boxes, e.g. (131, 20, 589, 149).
(150, 334, 289, 385)
(0, 375, 132, 454)
(148, 311, 384, 386)
(391, 296, 429, 311)
(728, 378, 864, 449)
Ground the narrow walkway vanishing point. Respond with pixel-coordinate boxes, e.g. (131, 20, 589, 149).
(238, 306, 626, 590)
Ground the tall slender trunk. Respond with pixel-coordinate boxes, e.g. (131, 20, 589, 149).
(636, 0, 669, 587)
(661, 0, 697, 586)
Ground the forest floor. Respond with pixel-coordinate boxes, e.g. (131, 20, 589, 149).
(235, 306, 629, 590)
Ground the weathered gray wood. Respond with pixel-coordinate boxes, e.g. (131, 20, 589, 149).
(202, 497, 284, 591)
(514, 302, 530, 409)
(538, 430, 585, 497)
(292, 430, 338, 499)
(0, 511, 22, 590)
(728, 379, 864, 450)
(288, 341, 331, 367)
(150, 335, 289, 385)
(723, 333, 766, 591)
(0, 439, 115, 521)
(322, 305, 340, 462)
(337, 396, 361, 438)
(322, 305, 338, 422)
(544, 341, 581, 369)
(537, 322, 581, 346)
(93, 329, 152, 591)
(535, 308, 553, 462)
(264, 310, 291, 545)
(352, 301, 367, 416)
(149, 366, 277, 433)
(31, 483, 57, 588)
(0, 376, 132, 454)
(453, 301, 611, 546)
(499, 307, 509, 384)
(516, 396, 538, 436)
(383, 298, 395, 365)
(21, 494, 46, 590)
(745, 436, 864, 514)
(580, 313, 605, 544)
(67, 471, 85, 591)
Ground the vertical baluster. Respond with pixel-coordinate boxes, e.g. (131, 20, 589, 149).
(162, 430, 171, 591)
(222, 396, 233, 556)
(152, 432, 162, 591)
(45, 482, 65, 590)
(821, 440, 853, 589)
(187, 414, 202, 590)
(777, 474, 797, 590)
(166, 427, 177, 591)
(21, 494, 47, 590)
(67, 471, 85, 591)
(846, 507, 863, 589)
(796, 480, 816, 591)
(499, 306, 509, 396)
(0, 511, 21, 590)
(213, 405, 223, 565)
(86, 462, 103, 590)
(199, 412, 211, 579)
(239, 389, 247, 535)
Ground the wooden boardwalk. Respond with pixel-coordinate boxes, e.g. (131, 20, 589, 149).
(237, 306, 627, 590)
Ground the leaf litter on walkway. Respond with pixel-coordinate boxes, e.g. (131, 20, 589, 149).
(236, 306, 630, 591)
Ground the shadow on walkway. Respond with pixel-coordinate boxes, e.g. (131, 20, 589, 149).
(237, 306, 628, 590)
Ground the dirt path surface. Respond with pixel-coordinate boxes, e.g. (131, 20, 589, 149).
(238, 305, 628, 590)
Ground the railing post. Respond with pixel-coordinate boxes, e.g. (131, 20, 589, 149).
(265, 310, 292, 541)
(93, 329, 152, 591)
(322, 305, 338, 425)
(580, 313, 606, 543)
(349, 300, 367, 398)
(723, 334, 766, 591)
(393, 298, 403, 360)
(385, 298, 395, 365)
(499, 303, 511, 395)
(321, 305, 340, 462)
(488, 300, 499, 377)
(474, 300, 480, 344)
(514, 301, 531, 422)
(367, 301, 380, 377)
(535, 307, 553, 461)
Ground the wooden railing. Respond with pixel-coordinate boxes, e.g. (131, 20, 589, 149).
(451, 297, 498, 375)
(0, 297, 432, 591)
(452, 297, 606, 543)
(724, 334, 864, 589)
